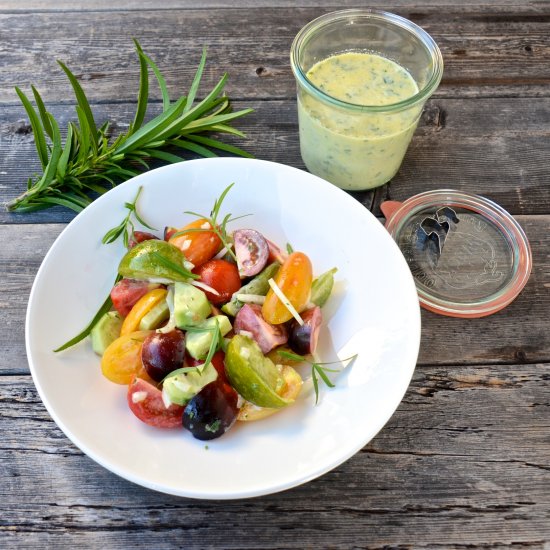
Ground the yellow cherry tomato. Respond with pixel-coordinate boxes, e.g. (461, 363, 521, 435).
(120, 288, 167, 336)
(101, 330, 153, 385)
(262, 252, 312, 324)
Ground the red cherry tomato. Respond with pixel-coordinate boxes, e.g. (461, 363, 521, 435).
(128, 231, 158, 249)
(110, 279, 160, 317)
(193, 259, 241, 305)
(127, 377, 184, 428)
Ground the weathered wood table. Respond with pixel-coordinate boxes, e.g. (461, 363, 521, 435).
(1, 1, 548, 548)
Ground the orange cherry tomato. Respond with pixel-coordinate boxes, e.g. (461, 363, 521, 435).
(101, 330, 153, 385)
(169, 218, 222, 267)
(120, 288, 167, 336)
(262, 252, 312, 324)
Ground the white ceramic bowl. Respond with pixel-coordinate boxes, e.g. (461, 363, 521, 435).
(26, 158, 420, 499)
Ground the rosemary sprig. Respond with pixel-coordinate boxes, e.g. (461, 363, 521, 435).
(278, 350, 358, 404)
(7, 41, 253, 214)
(102, 186, 156, 247)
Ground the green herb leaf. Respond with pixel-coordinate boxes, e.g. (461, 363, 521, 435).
(181, 183, 243, 261)
(102, 186, 157, 246)
(58, 60, 98, 147)
(184, 46, 207, 114)
(57, 124, 73, 180)
(186, 135, 254, 159)
(151, 251, 199, 280)
(7, 41, 252, 214)
(31, 85, 54, 139)
(273, 351, 358, 405)
(277, 350, 305, 363)
(15, 86, 49, 170)
(130, 39, 150, 133)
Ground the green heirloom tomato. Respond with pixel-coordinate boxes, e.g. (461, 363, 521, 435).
(225, 334, 293, 409)
(118, 240, 196, 282)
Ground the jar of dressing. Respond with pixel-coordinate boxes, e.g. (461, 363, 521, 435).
(290, 10, 443, 191)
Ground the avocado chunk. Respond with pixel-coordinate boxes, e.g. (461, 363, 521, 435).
(139, 299, 170, 330)
(91, 311, 123, 356)
(162, 362, 218, 405)
(185, 315, 232, 359)
(174, 282, 211, 328)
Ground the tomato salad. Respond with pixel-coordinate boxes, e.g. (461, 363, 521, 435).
(79, 186, 339, 441)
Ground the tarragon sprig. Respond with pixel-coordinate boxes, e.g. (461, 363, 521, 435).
(7, 40, 253, 214)
(278, 350, 358, 404)
(172, 182, 251, 261)
(102, 186, 156, 247)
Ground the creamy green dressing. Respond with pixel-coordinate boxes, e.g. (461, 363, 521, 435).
(298, 52, 421, 190)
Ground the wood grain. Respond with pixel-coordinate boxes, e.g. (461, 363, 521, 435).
(1, 0, 544, 10)
(0, 7, 547, 105)
(1, 363, 548, 548)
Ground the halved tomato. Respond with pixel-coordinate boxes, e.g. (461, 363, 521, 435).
(101, 330, 153, 385)
(262, 252, 312, 324)
(127, 377, 184, 428)
(110, 279, 160, 317)
(169, 218, 222, 267)
(193, 259, 241, 305)
(120, 288, 167, 336)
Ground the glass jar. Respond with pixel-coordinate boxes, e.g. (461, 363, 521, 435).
(290, 9, 444, 191)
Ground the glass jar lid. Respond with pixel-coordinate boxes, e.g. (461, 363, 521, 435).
(382, 190, 532, 318)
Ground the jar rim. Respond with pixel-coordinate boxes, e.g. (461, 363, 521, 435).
(290, 9, 444, 113)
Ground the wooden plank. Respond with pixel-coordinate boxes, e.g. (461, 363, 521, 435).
(1, 215, 548, 376)
(0, 8, 548, 105)
(1, 363, 548, 547)
(1, 1, 543, 10)
(2, 96, 550, 223)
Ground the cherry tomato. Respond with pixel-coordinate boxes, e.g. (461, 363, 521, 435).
(164, 226, 177, 241)
(169, 218, 222, 267)
(141, 329, 185, 382)
(120, 288, 167, 336)
(193, 259, 241, 305)
(127, 377, 184, 428)
(110, 279, 160, 317)
(101, 330, 153, 385)
(233, 229, 269, 277)
(262, 252, 312, 324)
(128, 231, 158, 249)
(183, 381, 239, 440)
(266, 239, 287, 264)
